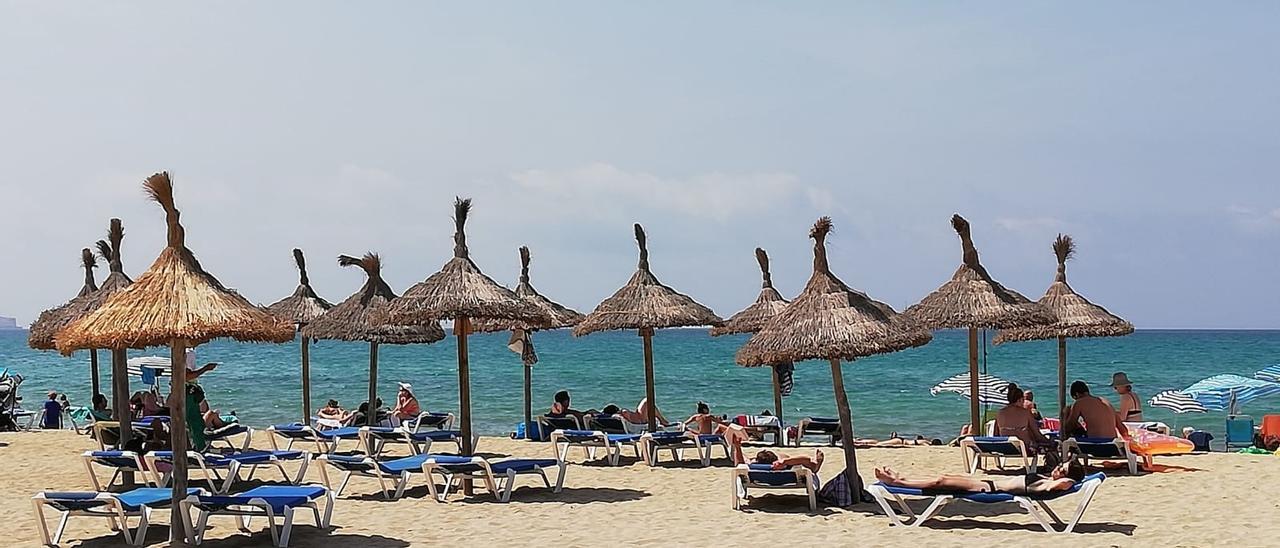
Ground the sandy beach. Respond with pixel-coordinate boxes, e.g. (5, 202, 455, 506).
(3, 430, 1277, 547)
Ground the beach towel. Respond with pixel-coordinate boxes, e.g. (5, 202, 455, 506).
(507, 329, 538, 366)
(819, 472, 851, 507)
(775, 362, 794, 396)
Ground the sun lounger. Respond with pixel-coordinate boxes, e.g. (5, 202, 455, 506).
(733, 414, 785, 446)
(314, 453, 447, 499)
(204, 423, 253, 452)
(535, 415, 582, 441)
(793, 417, 841, 446)
(422, 456, 566, 502)
(147, 450, 306, 494)
(404, 411, 455, 430)
(1061, 437, 1139, 474)
(32, 487, 199, 546)
(82, 450, 155, 491)
(640, 431, 729, 467)
(550, 429, 643, 465)
(867, 472, 1107, 533)
(180, 485, 334, 547)
(731, 463, 818, 511)
(265, 423, 317, 451)
(358, 426, 471, 457)
(1225, 416, 1255, 450)
(960, 436, 1037, 474)
(586, 413, 644, 434)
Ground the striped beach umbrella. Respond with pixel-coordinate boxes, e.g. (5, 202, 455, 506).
(1148, 390, 1207, 414)
(931, 372, 1014, 405)
(1255, 365, 1280, 384)
(1181, 374, 1280, 414)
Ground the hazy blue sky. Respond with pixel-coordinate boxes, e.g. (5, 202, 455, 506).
(1, 3, 1277, 328)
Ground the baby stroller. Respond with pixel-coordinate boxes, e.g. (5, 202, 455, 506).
(0, 369, 27, 431)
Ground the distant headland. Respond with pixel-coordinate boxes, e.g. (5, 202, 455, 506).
(0, 316, 24, 331)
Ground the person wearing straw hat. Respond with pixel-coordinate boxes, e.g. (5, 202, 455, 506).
(1111, 372, 1144, 422)
(391, 382, 421, 425)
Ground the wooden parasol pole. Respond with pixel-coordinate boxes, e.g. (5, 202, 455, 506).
(1058, 335, 1068, 425)
(89, 349, 101, 400)
(457, 316, 473, 455)
(110, 348, 133, 485)
(968, 326, 980, 432)
(367, 342, 379, 427)
(829, 358, 862, 497)
(772, 364, 785, 445)
(523, 363, 533, 439)
(641, 327, 657, 432)
(168, 340, 190, 545)
(301, 335, 311, 426)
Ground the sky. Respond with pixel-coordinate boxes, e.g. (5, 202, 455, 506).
(1, 2, 1277, 329)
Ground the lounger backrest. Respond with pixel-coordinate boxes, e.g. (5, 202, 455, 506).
(588, 415, 630, 434)
(539, 415, 581, 432)
(1226, 416, 1255, 443)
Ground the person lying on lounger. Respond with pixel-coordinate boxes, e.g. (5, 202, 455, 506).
(854, 433, 944, 447)
(753, 448, 825, 475)
(601, 398, 670, 427)
(874, 460, 1086, 495)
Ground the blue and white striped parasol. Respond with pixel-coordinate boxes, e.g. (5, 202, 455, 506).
(1180, 374, 1280, 414)
(931, 372, 1014, 405)
(1148, 390, 1207, 414)
(1255, 365, 1280, 384)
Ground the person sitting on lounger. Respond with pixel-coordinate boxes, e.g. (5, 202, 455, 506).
(874, 460, 1086, 495)
(996, 383, 1057, 463)
(344, 399, 386, 426)
(549, 390, 596, 425)
(317, 399, 351, 424)
(753, 448, 825, 475)
(390, 382, 421, 425)
(686, 401, 751, 463)
(1063, 380, 1129, 439)
(90, 393, 112, 421)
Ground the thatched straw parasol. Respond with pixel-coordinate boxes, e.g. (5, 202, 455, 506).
(28, 248, 102, 396)
(267, 249, 334, 424)
(473, 246, 584, 437)
(903, 214, 1053, 431)
(993, 235, 1133, 420)
(388, 198, 550, 458)
(738, 218, 932, 496)
(302, 253, 444, 427)
(710, 248, 792, 423)
(573, 224, 724, 432)
(56, 172, 294, 541)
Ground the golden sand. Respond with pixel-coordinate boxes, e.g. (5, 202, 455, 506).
(3, 430, 1277, 547)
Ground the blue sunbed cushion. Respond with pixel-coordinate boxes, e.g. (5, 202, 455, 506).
(745, 464, 804, 486)
(647, 431, 693, 445)
(314, 427, 361, 439)
(489, 459, 558, 474)
(196, 485, 325, 512)
(407, 430, 462, 442)
(419, 413, 451, 426)
(1073, 437, 1124, 457)
(223, 450, 303, 463)
(206, 424, 249, 438)
(970, 437, 1021, 454)
(698, 434, 724, 443)
(88, 451, 141, 468)
(116, 488, 201, 511)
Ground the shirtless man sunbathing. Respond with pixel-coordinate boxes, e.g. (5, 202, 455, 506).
(874, 460, 1085, 495)
(753, 448, 825, 475)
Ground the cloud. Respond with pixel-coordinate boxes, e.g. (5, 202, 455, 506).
(508, 163, 824, 223)
(1225, 205, 1280, 233)
(993, 216, 1065, 232)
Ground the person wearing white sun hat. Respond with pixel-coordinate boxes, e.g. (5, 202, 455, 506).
(1111, 372, 1144, 422)
(391, 382, 421, 425)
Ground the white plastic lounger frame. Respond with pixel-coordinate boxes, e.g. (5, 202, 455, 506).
(179, 487, 335, 548)
(866, 475, 1106, 534)
(314, 454, 425, 500)
(145, 452, 245, 495)
(959, 436, 1037, 474)
(731, 464, 818, 512)
(265, 424, 317, 452)
(549, 429, 642, 466)
(82, 450, 155, 491)
(1061, 438, 1139, 475)
(422, 457, 567, 503)
(32, 492, 156, 546)
(792, 417, 841, 447)
(640, 432, 730, 467)
(205, 424, 254, 452)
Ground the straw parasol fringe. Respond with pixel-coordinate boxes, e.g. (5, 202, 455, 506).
(710, 248, 790, 336)
(266, 248, 334, 326)
(736, 217, 932, 498)
(266, 248, 336, 425)
(993, 235, 1133, 343)
(27, 249, 99, 350)
(302, 253, 444, 345)
(53, 171, 296, 542)
(573, 224, 723, 336)
(472, 246, 584, 333)
(390, 198, 550, 325)
(56, 174, 295, 353)
(903, 215, 1053, 330)
(574, 223, 723, 432)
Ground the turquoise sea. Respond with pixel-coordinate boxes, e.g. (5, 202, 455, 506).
(3, 329, 1278, 440)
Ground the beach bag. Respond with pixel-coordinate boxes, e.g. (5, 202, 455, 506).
(819, 472, 854, 507)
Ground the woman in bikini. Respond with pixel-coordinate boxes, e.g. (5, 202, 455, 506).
(874, 460, 1086, 495)
(1111, 372, 1143, 422)
(685, 401, 751, 463)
